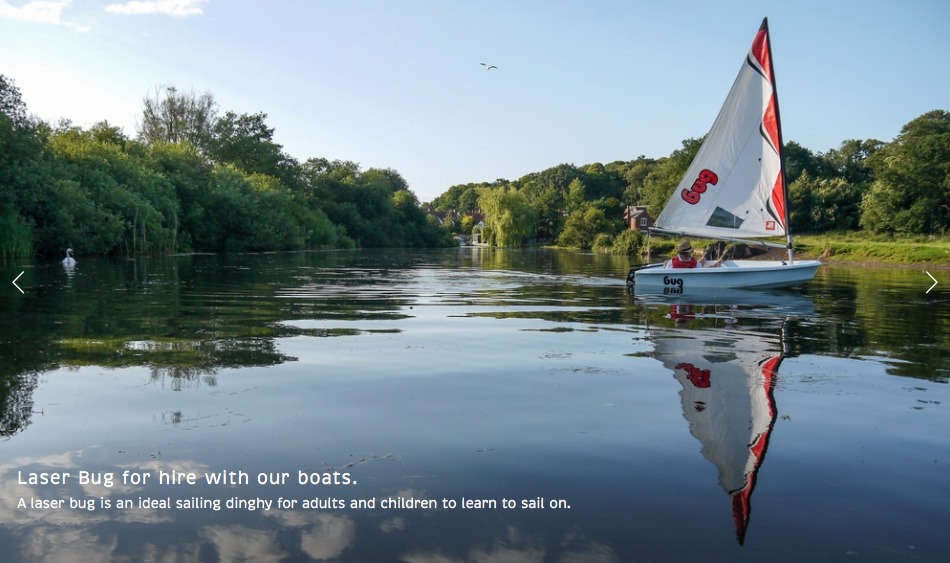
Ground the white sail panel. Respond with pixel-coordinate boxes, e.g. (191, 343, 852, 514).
(654, 26, 787, 239)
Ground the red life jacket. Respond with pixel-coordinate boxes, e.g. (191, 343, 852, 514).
(671, 256, 699, 268)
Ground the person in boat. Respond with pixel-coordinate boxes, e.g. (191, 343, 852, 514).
(665, 240, 726, 268)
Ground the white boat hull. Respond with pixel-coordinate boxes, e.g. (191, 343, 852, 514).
(630, 260, 821, 294)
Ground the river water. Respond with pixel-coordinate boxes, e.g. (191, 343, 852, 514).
(0, 249, 947, 562)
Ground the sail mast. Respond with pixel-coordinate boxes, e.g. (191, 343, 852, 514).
(761, 17, 795, 263)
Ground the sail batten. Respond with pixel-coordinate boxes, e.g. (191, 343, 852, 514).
(654, 18, 788, 240)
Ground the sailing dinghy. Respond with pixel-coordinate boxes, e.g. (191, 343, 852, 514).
(631, 18, 820, 294)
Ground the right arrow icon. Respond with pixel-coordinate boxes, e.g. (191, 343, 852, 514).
(925, 271, 938, 294)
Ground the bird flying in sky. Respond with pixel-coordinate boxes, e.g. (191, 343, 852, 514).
(480, 63, 498, 70)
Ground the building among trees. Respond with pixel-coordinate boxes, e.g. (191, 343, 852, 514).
(624, 205, 654, 232)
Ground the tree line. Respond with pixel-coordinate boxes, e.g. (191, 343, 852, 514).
(0, 78, 453, 261)
(432, 110, 950, 250)
(3, 72, 947, 259)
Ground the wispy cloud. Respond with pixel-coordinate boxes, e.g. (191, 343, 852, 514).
(104, 0, 208, 17)
(0, 1, 89, 31)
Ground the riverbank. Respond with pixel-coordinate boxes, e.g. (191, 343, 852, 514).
(638, 233, 950, 268)
(794, 234, 950, 267)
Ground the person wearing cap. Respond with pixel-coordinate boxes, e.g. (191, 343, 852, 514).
(665, 239, 726, 268)
(665, 240, 703, 268)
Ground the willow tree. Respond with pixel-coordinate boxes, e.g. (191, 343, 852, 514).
(477, 186, 538, 246)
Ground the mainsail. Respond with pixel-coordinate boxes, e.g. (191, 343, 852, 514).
(654, 18, 790, 240)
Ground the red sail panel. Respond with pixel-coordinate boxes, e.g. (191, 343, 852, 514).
(751, 26, 772, 84)
(770, 174, 787, 229)
(763, 94, 780, 153)
(757, 24, 786, 230)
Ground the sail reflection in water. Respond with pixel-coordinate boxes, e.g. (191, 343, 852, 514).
(653, 306, 793, 545)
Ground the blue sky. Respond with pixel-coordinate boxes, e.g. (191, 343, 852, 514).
(2, 0, 948, 202)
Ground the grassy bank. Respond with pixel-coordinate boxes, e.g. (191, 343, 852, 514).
(640, 233, 950, 267)
(794, 234, 950, 266)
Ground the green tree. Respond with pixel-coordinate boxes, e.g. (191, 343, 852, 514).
(812, 177, 862, 231)
(621, 156, 658, 204)
(202, 165, 258, 251)
(46, 122, 178, 255)
(557, 207, 609, 249)
(581, 161, 624, 202)
(822, 139, 882, 186)
(639, 138, 703, 212)
(788, 170, 815, 232)
(530, 185, 563, 239)
(791, 171, 862, 232)
(567, 178, 586, 211)
(519, 164, 581, 204)
(138, 85, 217, 149)
(0, 74, 29, 128)
(390, 188, 452, 247)
(0, 74, 44, 259)
(431, 183, 467, 212)
(783, 141, 827, 184)
(298, 160, 446, 248)
(861, 110, 950, 234)
(146, 141, 213, 251)
(458, 186, 480, 212)
(207, 111, 297, 185)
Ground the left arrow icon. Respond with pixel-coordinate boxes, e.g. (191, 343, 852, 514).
(12, 271, 25, 293)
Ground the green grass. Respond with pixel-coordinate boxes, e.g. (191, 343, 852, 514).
(642, 232, 950, 266)
(795, 233, 950, 265)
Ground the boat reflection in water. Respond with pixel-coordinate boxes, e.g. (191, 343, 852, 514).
(647, 291, 810, 545)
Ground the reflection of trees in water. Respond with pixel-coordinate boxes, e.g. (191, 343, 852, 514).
(0, 334, 297, 433)
(0, 252, 415, 435)
(0, 289, 59, 437)
(54, 337, 297, 388)
(0, 371, 38, 437)
(150, 367, 219, 391)
(799, 268, 949, 382)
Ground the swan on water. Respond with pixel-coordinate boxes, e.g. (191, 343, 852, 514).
(63, 248, 76, 267)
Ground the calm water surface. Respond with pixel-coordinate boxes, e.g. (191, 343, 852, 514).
(1, 249, 947, 562)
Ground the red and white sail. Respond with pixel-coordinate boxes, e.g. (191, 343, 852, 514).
(655, 18, 789, 239)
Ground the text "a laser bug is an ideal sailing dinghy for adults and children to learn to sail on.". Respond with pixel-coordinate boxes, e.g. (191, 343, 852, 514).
(630, 18, 821, 295)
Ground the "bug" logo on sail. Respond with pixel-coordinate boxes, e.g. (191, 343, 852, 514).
(681, 169, 718, 204)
